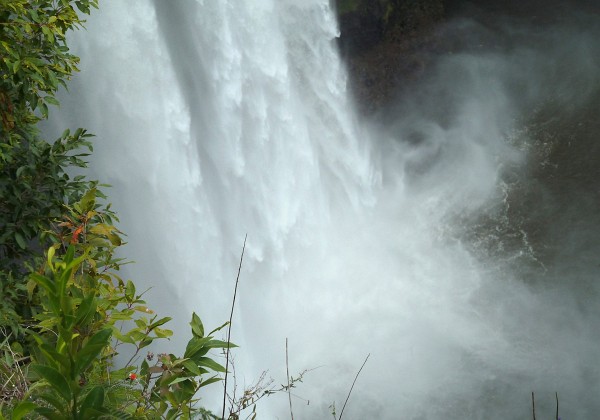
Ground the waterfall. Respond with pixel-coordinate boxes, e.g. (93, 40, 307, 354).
(46, 1, 600, 418)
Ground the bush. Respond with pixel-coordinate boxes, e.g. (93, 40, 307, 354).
(0, 0, 99, 335)
(8, 188, 231, 418)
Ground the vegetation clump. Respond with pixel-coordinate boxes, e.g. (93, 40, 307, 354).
(0, 2, 236, 418)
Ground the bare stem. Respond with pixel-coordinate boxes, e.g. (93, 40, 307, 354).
(221, 234, 247, 420)
(532, 392, 536, 420)
(338, 354, 370, 420)
(286, 338, 294, 420)
(555, 392, 559, 420)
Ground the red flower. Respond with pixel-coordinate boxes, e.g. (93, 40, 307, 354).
(128, 372, 137, 381)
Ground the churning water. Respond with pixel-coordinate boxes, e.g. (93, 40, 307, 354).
(46, 1, 600, 418)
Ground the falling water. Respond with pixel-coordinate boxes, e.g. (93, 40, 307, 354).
(45, 1, 600, 418)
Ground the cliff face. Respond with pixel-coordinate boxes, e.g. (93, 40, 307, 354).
(335, 0, 446, 113)
(337, 0, 444, 54)
(335, 0, 600, 114)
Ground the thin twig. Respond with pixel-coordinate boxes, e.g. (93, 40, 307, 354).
(222, 234, 247, 420)
(338, 354, 370, 420)
(555, 392, 559, 420)
(286, 338, 294, 420)
(532, 392, 536, 420)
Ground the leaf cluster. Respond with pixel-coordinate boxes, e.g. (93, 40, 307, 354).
(7, 189, 233, 419)
(0, 0, 98, 122)
(0, 0, 97, 336)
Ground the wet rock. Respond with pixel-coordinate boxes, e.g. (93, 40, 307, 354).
(335, 0, 446, 113)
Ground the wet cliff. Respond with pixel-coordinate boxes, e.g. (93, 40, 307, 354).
(335, 0, 445, 113)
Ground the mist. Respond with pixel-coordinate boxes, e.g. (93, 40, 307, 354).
(43, 1, 600, 418)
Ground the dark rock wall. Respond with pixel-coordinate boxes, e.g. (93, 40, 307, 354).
(335, 0, 600, 113)
(335, 0, 446, 113)
(336, 0, 444, 54)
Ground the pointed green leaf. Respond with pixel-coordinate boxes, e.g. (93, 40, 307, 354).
(14, 232, 27, 249)
(31, 365, 72, 402)
(38, 341, 70, 370)
(30, 272, 56, 295)
(183, 336, 212, 359)
(196, 357, 226, 373)
(149, 316, 172, 331)
(81, 386, 105, 410)
(111, 327, 136, 344)
(79, 187, 97, 213)
(12, 402, 37, 420)
(33, 406, 67, 420)
(125, 280, 135, 300)
(38, 392, 66, 412)
(181, 359, 202, 376)
(190, 312, 204, 338)
(205, 339, 237, 350)
(45, 96, 60, 107)
(198, 375, 222, 388)
(167, 376, 191, 386)
(208, 321, 230, 336)
(75, 328, 112, 373)
(153, 327, 173, 338)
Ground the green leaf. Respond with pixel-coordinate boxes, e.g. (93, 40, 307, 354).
(81, 386, 105, 411)
(37, 392, 67, 412)
(108, 309, 135, 321)
(125, 280, 135, 300)
(205, 339, 236, 350)
(208, 321, 229, 336)
(199, 375, 222, 389)
(47, 245, 56, 269)
(40, 102, 49, 118)
(37, 341, 70, 370)
(183, 336, 212, 359)
(33, 406, 64, 420)
(149, 316, 172, 331)
(15, 165, 27, 177)
(153, 327, 173, 338)
(31, 364, 72, 402)
(138, 338, 153, 350)
(167, 376, 190, 386)
(29, 8, 40, 23)
(75, 293, 97, 326)
(111, 327, 136, 344)
(75, 328, 112, 373)
(190, 312, 204, 338)
(14, 232, 27, 249)
(196, 357, 226, 373)
(181, 359, 202, 376)
(79, 187, 97, 213)
(45, 96, 60, 107)
(12, 402, 37, 420)
(30, 272, 57, 295)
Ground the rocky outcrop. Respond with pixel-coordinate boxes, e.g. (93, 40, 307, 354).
(335, 0, 446, 113)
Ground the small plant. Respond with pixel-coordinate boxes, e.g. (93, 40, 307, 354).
(9, 188, 233, 419)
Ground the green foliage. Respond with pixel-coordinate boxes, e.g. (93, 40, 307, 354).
(0, 0, 98, 335)
(0, 0, 98, 123)
(7, 188, 233, 418)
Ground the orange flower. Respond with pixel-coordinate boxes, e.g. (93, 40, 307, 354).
(71, 225, 84, 244)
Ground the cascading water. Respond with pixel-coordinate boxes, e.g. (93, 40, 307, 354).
(45, 0, 600, 418)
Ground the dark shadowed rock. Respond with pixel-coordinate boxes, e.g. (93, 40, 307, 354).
(335, 0, 446, 113)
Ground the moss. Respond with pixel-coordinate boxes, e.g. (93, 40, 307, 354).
(337, 0, 362, 14)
